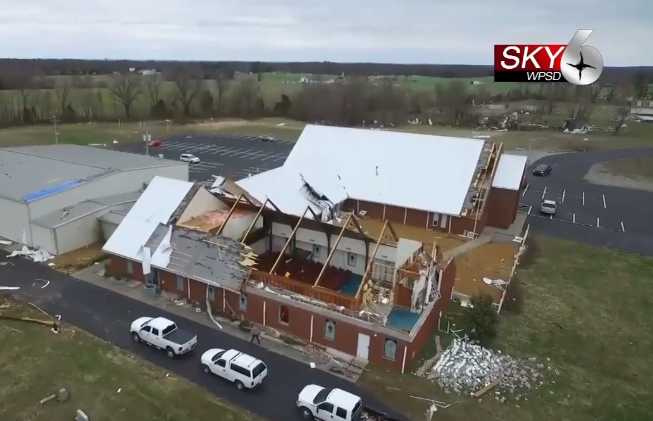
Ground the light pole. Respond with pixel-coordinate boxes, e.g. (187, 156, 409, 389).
(52, 114, 59, 145)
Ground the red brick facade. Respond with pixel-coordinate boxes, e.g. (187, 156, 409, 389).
(106, 255, 457, 372)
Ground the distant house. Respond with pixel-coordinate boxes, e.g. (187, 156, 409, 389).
(562, 119, 591, 134)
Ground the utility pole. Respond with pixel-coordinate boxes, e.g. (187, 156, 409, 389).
(51, 114, 59, 145)
(143, 131, 151, 156)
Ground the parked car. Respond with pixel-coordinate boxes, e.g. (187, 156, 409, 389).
(297, 384, 363, 421)
(540, 199, 557, 215)
(148, 139, 162, 147)
(180, 153, 200, 163)
(130, 316, 197, 358)
(532, 164, 552, 176)
(201, 348, 268, 390)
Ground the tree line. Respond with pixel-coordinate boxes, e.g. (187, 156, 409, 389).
(0, 62, 649, 131)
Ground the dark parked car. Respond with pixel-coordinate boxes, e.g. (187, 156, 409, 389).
(532, 164, 552, 176)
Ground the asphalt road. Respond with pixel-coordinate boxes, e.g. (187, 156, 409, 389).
(1, 253, 404, 421)
(521, 147, 653, 255)
(117, 134, 293, 182)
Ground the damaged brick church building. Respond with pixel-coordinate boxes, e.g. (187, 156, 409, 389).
(103, 125, 527, 372)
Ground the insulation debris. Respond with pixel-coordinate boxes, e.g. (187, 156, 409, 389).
(482, 277, 507, 289)
(7, 246, 53, 262)
(433, 339, 545, 398)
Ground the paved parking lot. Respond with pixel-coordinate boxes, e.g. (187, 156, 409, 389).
(118, 134, 293, 181)
(522, 148, 653, 254)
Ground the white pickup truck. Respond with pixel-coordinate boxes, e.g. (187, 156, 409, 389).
(201, 348, 268, 390)
(297, 385, 363, 421)
(297, 385, 399, 421)
(130, 316, 198, 358)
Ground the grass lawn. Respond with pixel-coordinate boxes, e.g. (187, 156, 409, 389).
(600, 156, 653, 183)
(0, 117, 304, 147)
(359, 235, 653, 421)
(0, 298, 257, 421)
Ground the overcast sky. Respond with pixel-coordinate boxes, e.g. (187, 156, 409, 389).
(0, 0, 650, 65)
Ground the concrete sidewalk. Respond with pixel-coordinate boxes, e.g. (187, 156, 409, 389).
(73, 263, 365, 382)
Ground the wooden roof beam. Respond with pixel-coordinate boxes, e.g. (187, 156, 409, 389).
(269, 206, 310, 275)
(214, 193, 243, 236)
(355, 220, 388, 298)
(313, 213, 353, 287)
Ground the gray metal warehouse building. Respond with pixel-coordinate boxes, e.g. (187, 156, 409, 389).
(0, 144, 187, 255)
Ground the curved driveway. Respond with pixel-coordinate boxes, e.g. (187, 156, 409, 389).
(521, 147, 653, 255)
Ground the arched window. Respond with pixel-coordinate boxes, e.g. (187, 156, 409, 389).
(324, 320, 336, 341)
(384, 338, 397, 361)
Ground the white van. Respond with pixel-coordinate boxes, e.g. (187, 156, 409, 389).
(200, 348, 268, 390)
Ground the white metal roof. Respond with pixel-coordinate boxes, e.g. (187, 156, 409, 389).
(149, 317, 175, 331)
(327, 388, 361, 410)
(492, 154, 527, 191)
(102, 176, 193, 262)
(238, 125, 485, 217)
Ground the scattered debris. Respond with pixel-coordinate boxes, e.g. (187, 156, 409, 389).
(0, 261, 14, 266)
(482, 277, 507, 289)
(0, 240, 13, 246)
(433, 339, 544, 398)
(75, 409, 90, 421)
(7, 246, 52, 262)
(40, 387, 70, 405)
(116, 387, 122, 393)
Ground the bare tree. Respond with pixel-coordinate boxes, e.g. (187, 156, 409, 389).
(229, 77, 259, 117)
(108, 74, 142, 119)
(144, 74, 163, 108)
(172, 69, 202, 117)
(54, 80, 72, 117)
(214, 72, 228, 115)
(613, 105, 630, 135)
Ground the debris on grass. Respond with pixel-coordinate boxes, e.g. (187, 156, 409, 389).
(7, 245, 52, 262)
(432, 339, 545, 400)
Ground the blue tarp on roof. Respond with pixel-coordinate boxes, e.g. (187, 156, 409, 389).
(23, 179, 83, 203)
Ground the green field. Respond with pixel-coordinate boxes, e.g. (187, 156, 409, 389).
(360, 235, 653, 421)
(600, 156, 653, 183)
(0, 298, 256, 421)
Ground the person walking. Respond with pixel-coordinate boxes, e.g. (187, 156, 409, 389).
(250, 324, 261, 344)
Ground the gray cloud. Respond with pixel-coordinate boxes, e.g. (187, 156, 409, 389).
(0, 0, 650, 65)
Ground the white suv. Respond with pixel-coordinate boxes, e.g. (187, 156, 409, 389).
(180, 153, 200, 163)
(201, 348, 268, 390)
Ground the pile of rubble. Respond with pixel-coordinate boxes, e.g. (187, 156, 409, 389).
(433, 339, 548, 400)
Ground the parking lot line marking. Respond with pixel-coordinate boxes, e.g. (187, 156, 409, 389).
(562, 188, 566, 204)
(582, 191, 585, 206)
(522, 184, 529, 198)
(621, 221, 625, 232)
(528, 205, 532, 215)
(572, 213, 576, 223)
(596, 217, 600, 228)
(602, 194, 606, 209)
(541, 186, 547, 200)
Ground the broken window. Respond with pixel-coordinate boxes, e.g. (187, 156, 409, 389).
(239, 294, 248, 311)
(324, 320, 336, 341)
(384, 338, 397, 361)
(347, 252, 357, 267)
(279, 305, 290, 324)
(312, 244, 321, 259)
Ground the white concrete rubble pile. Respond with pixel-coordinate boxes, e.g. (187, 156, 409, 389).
(433, 339, 544, 400)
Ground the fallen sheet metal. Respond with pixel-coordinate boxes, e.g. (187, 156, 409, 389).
(7, 246, 53, 262)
